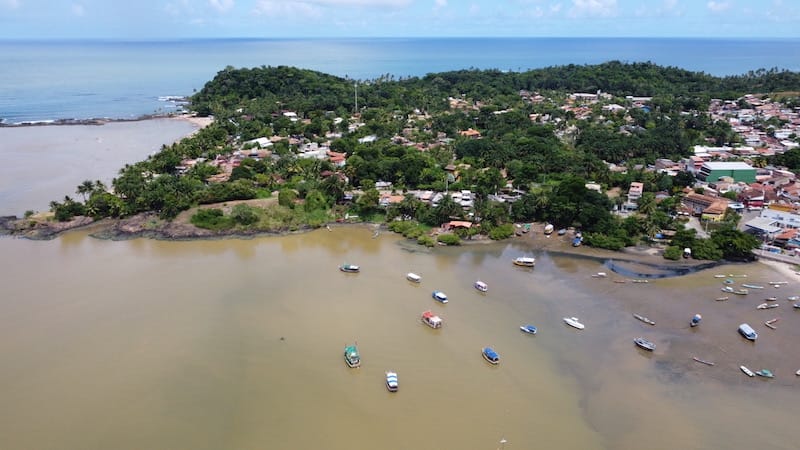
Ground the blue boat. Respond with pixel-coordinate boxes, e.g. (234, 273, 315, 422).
(572, 236, 583, 247)
(482, 347, 500, 365)
(344, 344, 361, 368)
(690, 314, 702, 327)
(385, 371, 398, 392)
(519, 325, 538, 335)
(432, 291, 448, 303)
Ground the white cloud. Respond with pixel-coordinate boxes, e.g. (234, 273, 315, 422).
(209, 0, 235, 12)
(435, 0, 446, 7)
(550, 3, 562, 14)
(71, 2, 85, 17)
(707, 1, 730, 13)
(253, 1, 321, 18)
(298, 0, 411, 6)
(568, 0, 617, 18)
(1, 0, 20, 9)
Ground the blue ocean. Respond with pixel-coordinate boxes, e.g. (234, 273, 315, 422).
(1, 37, 799, 124)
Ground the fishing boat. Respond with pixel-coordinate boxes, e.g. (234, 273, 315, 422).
(563, 317, 585, 330)
(482, 347, 500, 365)
(344, 344, 361, 368)
(690, 314, 702, 327)
(693, 357, 715, 366)
(738, 323, 758, 341)
(741, 284, 764, 289)
(513, 256, 536, 267)
(757, 303, 779, 310)
(715, 296, 729, 301)
(765, 318, 779, 330)
(633, 313, 655, 325)
(474, 280, 488, 292)
(421, 310, 443, 329)
(406, 272, 421, 283)
(385, 371, 398, 392)
(740, 365, 755, 377)
(432, 291, 448, 304)
(633, 337, 655, 351)
(519, 324, 538, 335)
(339, 263, 360, 273)
(755, 369, 774, 378)
(544, 223, 554, 235)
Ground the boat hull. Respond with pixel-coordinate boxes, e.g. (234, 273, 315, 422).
(482, 347, 500, 365)
(564, 317, 585, 330)
(634, 338, 655, 351)
(386, 372, 398, 392)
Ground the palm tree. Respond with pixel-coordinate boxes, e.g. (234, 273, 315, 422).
(76, 180, 95, 202)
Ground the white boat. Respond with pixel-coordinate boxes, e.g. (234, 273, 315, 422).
(340, 263, 360, 273)
(513, 256, 536, 267)
(796, 369, 800, 376)
(757, 303, 779, 310)
(591, 272, 608, 278)
(544, 223, 554, 235)
(633, 313, 655, 325)
(741, 284, 764, 289)
(474, 280, 488, 292)
(738, 323, 758, 341)
(740, 365, 755, 377)
(421, 310, 443, 329)
(519, 324, 538, 335)
(406, 272, 421, 283)
(385, 371, 398, 392)
(432, 291, 448, 304)
(634, 337, 655, 351)
(563, 317, 585, 330)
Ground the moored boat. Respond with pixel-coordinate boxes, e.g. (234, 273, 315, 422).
(406, 272, 421, 283)
(432, 290, 448, 303)
(557, 228, 567, 235)
(340, 263, 360, 273)
(633, 313, 655, 325)
(716, 296, 729, 301)
(631, 279, 649, 284)
(633, 337, 655, 351)
(795, 303, 800, 309)
(741, 284, 764, 289)
(591, 272, 607, 278)
(519, 324, 538, 335)
(544, 223, 554, 235)
(764, 296, 777, 302)
(693, 356, 715, 366)
(787, 296, 799, 301)
(513, 256, 536, 267)
(757, 303, 779, 310)
(690, 314, 702, 327)
(385, 371, 398, 392)
(755, 369, 774, 378)
(764, 318, 778, 330)
(344, 344, 361, 368)
(474, 280, 488, 292)
(733, 289, 749, 295)
(740, 365, 755, 377)
(421, 310, 443, 329)
(738, 323, 758, 341)
(482, 346, 500, 365)
(563, 317, 585, 330)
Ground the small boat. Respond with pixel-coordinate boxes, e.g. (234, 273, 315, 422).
(614, 279, 627, 284)
(714, 274, 727, 278)
(474, 280, 488, 292)
(787, 296, 799, 301)
(756, 303, 779, 310)
(633, 337, 655, 351)
(715, 296, 729, 301)
(340, 263, 360, 273)
(764, 318, 779, 330)
(633, 313, 655, 325)
(721, 286, 734, 293)
(795, 303, 800, 309)
(519, 324, 538, 335)
(544, 223, 554, 235)
(733, 289, 749, 295)
(572, 236, 583, 247)
(738, 323, 758, 341)
(796, 369, 800, 376)
(591, 272, 608, 278)
(723, 278, 735, 284)
(432, 291, 448, 304)
(755, 369, 774, 378)
(693, 356, 715, 366)
(742, 284, 764, 289)
(631, 279, 649, 284)
(764, 297, 777, 302)
(513, 256, 536, 267)
(482, 347, 500, 365)
(769, 281, 788, 286)
(421, 310, 443, 329)
(344, 344, 361, 368)
(557, 228, 567, 236)
(690, 314, 702, 327)
(740, 365, 755, 377)
(385, 371, 398, 392)
(406, 272, 421, 283)
(563, 317, 585, 330)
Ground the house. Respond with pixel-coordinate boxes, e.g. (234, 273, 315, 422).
(627, 182, 644, 204)
(682, 193, 730, 217)
(459, 128, 481, 139)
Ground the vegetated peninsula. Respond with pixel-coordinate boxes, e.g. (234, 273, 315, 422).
(7, 62, 800, 261)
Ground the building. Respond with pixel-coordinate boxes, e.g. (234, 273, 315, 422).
(682, 193, 730, 217)
(697, 162, 756, 183)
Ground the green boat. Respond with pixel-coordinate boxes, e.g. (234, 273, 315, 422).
(344, 344, 360, 368)
(755, 369, 774, 378)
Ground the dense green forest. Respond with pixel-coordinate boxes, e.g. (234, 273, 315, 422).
(45, 62, 793, 258)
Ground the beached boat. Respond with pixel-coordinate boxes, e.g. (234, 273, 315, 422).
(421, 310, 443, 329)
(519, 324, 538, 335)
(633, 337, 655, 351)
(513, 256, 536, 267)
(732, 289, 749, 295)
(557, 228, 567, 236)
(764, 318, 779, 330)
(432, 291, 448, 304)
(796, 369, 800, 376)
(723, 278, 734, 284)
(740, 365, 755, 377)
(769, 281, 788, 286)
(344, 344, 361, 368)
(794, 303, 800, 309)
(482, 347, 500, 365)
(690, 314, 702, 327)
(572, 236, 583, 247)
(563, 317, 585, 330)
(738, 323, 758, 341)
(693, 357, 715, 366)
(721, 286, 734, 293)
(474, 280, 488, 292)
(756, 303, 779, 310)
(715, 296, 729, 301)
(591, 272, 607, 278)
(787, 296, 799, 301)
(764, 296, 777, 302)
(340, 263, 360, 273)
(631, 279, 649, 284)
(755, 369, 774, 378)
(633, 313, 655, 325)
(385, 371, 398, 392)
(741, 284, 764, 289)
(406, 272, 421, 283)
(544, 223, 554, 235)
(714, 274, 727, 278)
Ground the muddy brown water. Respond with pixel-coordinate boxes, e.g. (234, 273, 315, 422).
(1, 227, 798, 450)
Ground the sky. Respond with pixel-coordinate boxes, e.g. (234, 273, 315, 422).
(0, 0, 798, 40)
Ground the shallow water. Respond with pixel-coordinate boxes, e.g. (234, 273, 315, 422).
(1, 228, 798, 450)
